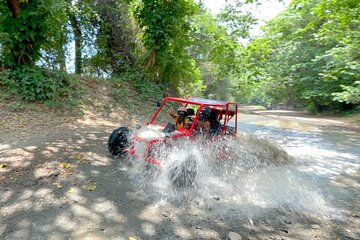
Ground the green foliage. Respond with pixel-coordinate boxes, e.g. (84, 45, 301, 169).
(110, 67, 163, 101)
(135, 0, 201, 91)
(332, 81, 360, 104)
(8, 101, 24, 111)
(3, 0, 357, 115)
(136, 0, 195, 61)
(305, 102, 318, 114)
(132, 79, 162, 97)
(0, 67, 78, 101)
(85, 0, 139, 75)
(188, 8, 245, 100)
(160, 40, 203, 96)
(236, 0, 360, 111)
(217, 0, 258, 39)
(0, 0, 66, 67)
(110, 67, 165, 116)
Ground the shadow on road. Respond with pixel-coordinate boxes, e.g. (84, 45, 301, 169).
(1, 116, 359, 239)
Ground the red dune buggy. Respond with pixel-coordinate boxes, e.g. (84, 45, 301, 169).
(108, 97, 238, 187)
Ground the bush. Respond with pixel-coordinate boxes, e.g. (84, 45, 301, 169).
(110, 68, 164, 101)
(332, 81, 360, 105)
(305, 101, 318, 114)
(0, 66, 78, 101)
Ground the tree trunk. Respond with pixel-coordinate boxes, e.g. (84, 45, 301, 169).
(6, 0, 20, 18)
(57, 45, 67, 71)
(68, 12, 82, 74)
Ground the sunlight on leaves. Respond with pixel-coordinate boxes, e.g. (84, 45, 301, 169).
(86, 185, 96, 191)
(62, 163, 71, 169)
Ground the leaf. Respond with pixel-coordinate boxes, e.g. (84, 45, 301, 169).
(0, 163, 7, 168)
(68, 188, 76, 193)
(128, 237, 137, 240)
(73, 153, 82, 159)
(62, 163, 70, 169)
(86, 185, 96, 191)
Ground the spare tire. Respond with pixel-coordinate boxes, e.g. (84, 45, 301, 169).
(108, 127, 130, 157)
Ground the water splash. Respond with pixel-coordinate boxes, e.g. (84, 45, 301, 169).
(124, 126, 333, 220)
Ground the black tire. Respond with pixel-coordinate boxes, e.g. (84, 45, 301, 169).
(108, 127, 130, 157)
(169, 156, 197, 189)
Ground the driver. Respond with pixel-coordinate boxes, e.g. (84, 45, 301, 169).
(167, 107, 190, 130)
(197, 106, 210, 132)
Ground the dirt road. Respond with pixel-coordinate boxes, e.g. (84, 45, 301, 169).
(1, 105, 359, 239)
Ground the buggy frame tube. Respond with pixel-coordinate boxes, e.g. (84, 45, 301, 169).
(148, 97, 238, 135)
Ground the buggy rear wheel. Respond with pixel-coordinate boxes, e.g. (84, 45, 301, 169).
(108, 127, 130, 157)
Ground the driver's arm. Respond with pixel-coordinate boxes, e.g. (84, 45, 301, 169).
(167, 108, 177, 119)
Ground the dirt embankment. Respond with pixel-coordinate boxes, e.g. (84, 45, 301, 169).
(1, 86, 359, 239)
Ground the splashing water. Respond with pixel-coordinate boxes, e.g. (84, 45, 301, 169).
(124, 126, 334, 221)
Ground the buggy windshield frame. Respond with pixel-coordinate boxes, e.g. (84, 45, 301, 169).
(148, 97, 238, 135)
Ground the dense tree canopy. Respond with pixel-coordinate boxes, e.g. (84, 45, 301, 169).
(0, 0, 359, 112)
(235, 0, 360, 111)
(0, 0, 66, 67)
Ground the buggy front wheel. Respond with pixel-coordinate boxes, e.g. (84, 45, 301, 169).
(108, 127, 130, 157)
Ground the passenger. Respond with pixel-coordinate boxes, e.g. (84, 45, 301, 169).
(208, 110, 221, 136)
(198, 120, 210, 132)
(196, 106, 210, 133)
(167, 107, 190, 130)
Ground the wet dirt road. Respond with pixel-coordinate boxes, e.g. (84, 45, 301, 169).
(1, 109, 359, 239)
(238, 112, 360, 224)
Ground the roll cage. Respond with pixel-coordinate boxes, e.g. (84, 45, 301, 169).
(148, 97, 238, 136)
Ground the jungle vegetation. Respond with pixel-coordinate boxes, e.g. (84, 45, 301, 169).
(0, 0, 359, 113)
